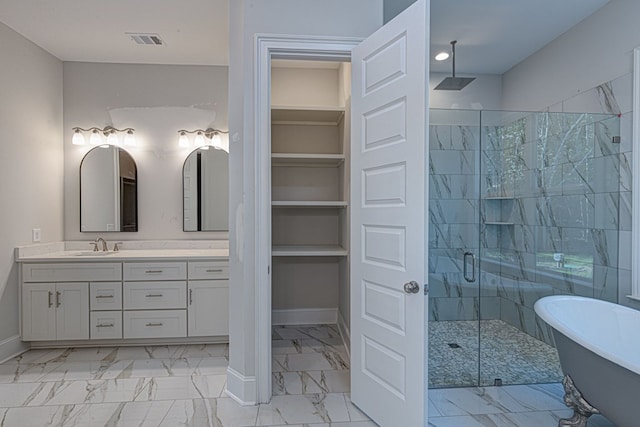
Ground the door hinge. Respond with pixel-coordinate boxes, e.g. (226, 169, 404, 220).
(423, 283, 429, 295)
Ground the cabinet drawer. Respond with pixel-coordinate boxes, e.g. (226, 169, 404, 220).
(188, 261, 229, 280)
(123, 281, 186, 309)
(90, 311, 123, 339)
(22, 263, 122, 282)
(90, 282, 122, 310)
(123, 310, 186, 339)
(123, 262, 187, 281)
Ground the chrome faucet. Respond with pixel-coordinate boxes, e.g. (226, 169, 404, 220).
(95, 237, 108, 252)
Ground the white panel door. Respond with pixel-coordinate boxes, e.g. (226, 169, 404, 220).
(56, 282, 90, 340)
(350, 1, 428, 426)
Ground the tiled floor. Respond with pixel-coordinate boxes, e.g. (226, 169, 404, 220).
(0, 325, 616, 426)
(428, 383, 616, 427)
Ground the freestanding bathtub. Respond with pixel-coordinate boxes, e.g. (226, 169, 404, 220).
(535, 295, 640, 427)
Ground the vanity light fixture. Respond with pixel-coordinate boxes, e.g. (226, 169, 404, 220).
(177, 128, 229, 152)
(72, 126, 136, 147)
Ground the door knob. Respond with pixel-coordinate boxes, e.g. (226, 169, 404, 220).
(404, 281, 420, 294)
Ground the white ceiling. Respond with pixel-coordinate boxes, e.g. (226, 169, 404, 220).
(0, 0, 610, 73)
(0, 0, 229, 66)
(430, 0, 611, 75)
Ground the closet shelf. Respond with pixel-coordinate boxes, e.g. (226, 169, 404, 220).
(272, 245, 348, 257)
(271, 153, 345, 167)
(271, 106, 345, 125)
(272, 201, 347, 208)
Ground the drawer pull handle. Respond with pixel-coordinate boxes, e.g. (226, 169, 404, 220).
(206, 269, 223, 273)
(145, 294, 163, 298)
(145, 270, 163, 274)
(95, 295, 114, 299)
(146, 322, 163, 327)
(56, 291, 61, 308)
(189, 288, 193, 305)
(48, 291, 53, 308)
(96, 323, 114, 328)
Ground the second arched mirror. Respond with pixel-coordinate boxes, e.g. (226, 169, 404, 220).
(183, 147, 229, 231)
(80, 145, 138, 232)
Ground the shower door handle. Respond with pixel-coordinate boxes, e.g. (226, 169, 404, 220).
(463, 251, 476, 283)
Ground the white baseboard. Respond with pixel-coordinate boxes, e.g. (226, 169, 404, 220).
(337, 311, 350, 357)
(225, 367, 257, 406)
(272, 308, 338, 326)
(0, 335, 28, 364)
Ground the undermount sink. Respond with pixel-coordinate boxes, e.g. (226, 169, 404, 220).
(73, 251, 115, 256)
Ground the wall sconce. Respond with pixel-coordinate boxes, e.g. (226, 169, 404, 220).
(177, 128, 229, 152)
(72, 126, 136, 147)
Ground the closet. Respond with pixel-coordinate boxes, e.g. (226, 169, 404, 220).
(270, 60, 351, 332)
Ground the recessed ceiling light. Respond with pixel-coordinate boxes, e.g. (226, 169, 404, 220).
(435, 52, 450, 61)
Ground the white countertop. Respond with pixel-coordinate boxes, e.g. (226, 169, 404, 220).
(15, 241, 229, 262)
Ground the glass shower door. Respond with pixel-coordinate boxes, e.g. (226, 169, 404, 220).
(428, 109, 482, 388)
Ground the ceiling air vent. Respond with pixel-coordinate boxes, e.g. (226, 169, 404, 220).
(127, 33, 165, 46)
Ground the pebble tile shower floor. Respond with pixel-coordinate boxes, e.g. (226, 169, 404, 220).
(429, 319, 563, 388)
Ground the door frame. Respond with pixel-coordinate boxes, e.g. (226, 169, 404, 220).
(253, 34, 362, 403)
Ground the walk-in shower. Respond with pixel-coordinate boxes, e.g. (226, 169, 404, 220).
(428, 108, 621, 388)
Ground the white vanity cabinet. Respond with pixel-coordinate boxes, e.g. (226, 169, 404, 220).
(187, 261, 229, 337)
(21, 263, 121, 341)
(19, 256, 228, 344)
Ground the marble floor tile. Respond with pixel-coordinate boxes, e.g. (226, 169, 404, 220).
(256, 393, 351, 425)
(273, 352, 348, 373)
(272, 370, 350, 395)
(428, 387, 521, 416)
(26, 377, 149, 406)
(500, 383, 567, 411)
(159, 398, 258, 427)
(193, 357, 230, 376)
(0, 361, 60, 383)
(343, 394, 371, 422)
(134, 374, 227, 402)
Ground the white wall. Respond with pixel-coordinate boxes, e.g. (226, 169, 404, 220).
(0, 22, 63, 344)
(63, 62, 229, 241)
(227, 0, 383, 403)
(502, 0, 640, 111)
(430, 73, 502, 110)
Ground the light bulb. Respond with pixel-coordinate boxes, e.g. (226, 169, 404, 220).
(435, 52, 450, 61)
(89, 130, 103, 145)
(124, 130, 136, 147)
(72, 130, 86, 146)
(178, 132, 190, 148)
(194, 131, 205, 147)
(107, 132, 119, 146)
(212, 132, 222, 148)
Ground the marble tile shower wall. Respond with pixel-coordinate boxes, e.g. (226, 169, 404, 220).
(481, 111, 621, 345)
(429, 70, 631, 345)
(550, 73, 633, 308)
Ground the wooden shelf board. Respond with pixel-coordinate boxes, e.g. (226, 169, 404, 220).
(272, 201, 347, 208)
(271, 107, 345, 125)
(272, 245, 348, 257)
(271, 153, 345, 166)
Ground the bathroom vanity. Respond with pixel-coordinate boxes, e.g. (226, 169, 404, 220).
(16, 243, 228, 347)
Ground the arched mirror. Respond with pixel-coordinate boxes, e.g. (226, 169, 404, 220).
(80, 146, 138, 232)
(183, 147, 229, 231)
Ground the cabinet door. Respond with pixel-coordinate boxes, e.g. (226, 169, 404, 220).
(22, 283, 56, 341)
(56, 282, 90, 340)
(188, 280, 228, 337)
